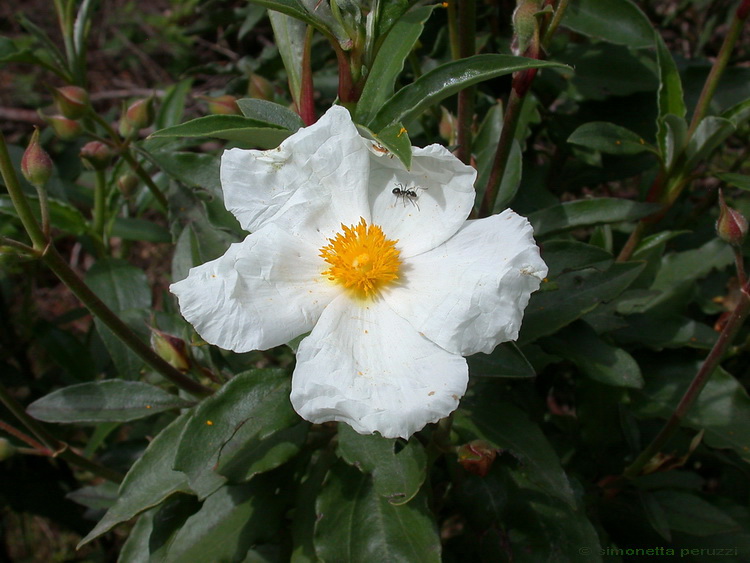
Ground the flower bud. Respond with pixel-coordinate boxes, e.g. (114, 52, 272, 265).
(53, 85, 89, 119)
(0, 438, 16, 461)
(80, 141, 114, 170)
(512, 0, 540, 56)
(150, 328, 190, 373)
(457, 440, 499, 477)
(717, 190, 748, 247)
(119, 97, 155, 137)
(201, 94, 241, 115)
(250, 73, 275, 101)
(439, 107, 457, 144)
(117, 174, 139, 198)
(43, 114, 83, 140)
(21, 128, 53, 187)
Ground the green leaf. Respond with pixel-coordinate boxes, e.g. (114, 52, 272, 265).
(150, 115, 291, 148)
(0, 194, 88, 236)
(655, 30, 686, 157)
(662, 113, 688, 170)
(111, 217, 172, 243)
(653, 490, 740, 536)
(540, 321, 643, 388)
(0, 35, 67, 78)
(361, 121, 413, 170)
(236, 98, 304, 131)
(337, 424, 427, 505)
(268, 10, 308, 109)
(568, 122, 656, 155)
(455, 393, 576, 507)
(717, 172, 750, 191)
(314, 461, 441, 562)
(86, 259, 151, 311)
(611, 314, 717, 350)
(156, 78, 193, 129)
(468, 342, 536, 378)
(561, 0, 654, 48)
(174, 370, 298, 499)
(27, 380, 193, 423)
(78, 413, 194, 547)
(355, 6, 434, 125)
(520, 262, 645, 343)
(165, 475, 289, 562)
(528, 198, 659, 238)
(684, 116, 735, 170)
(541, 240, 614, 279)
(633, 362, 750, 463)
(721, 95, 750, 127)
(368, 55, 569, 131)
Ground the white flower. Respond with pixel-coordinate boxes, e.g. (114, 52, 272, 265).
(170, 106, 547, 439)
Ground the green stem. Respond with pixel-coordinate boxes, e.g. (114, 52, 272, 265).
(93, 168, 107, 251)
(0, 132, 212, 399)
(542, 0, 570, 51)
(687, 1, 750, 137)
(446, 1, 460, 61)
(623, 282, 750, 479)
(456, 0, 476, 166)
(0, 382, 124, 483)
(479, 89, 524, 217)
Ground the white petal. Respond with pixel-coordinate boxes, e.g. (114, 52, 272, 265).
(220, 106, 371, 237)
(368, 143, 476, 257)
(384, 210, 548, 356)
(170, 224, 338, 352)
(291, 296, 468, 439)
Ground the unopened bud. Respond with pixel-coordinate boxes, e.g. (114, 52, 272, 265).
(53, 85, 89, 119)
(43, 114, 83, 140)
(201, 94, 241, 115)
(117, 174, 139, 198)
(119, 97, 155, 137)
(250, 73, 275, 101)
(457, 440, 499, 477)
(512, 0, 540, 56)
(717, 190, 748, 247)
(80, 141, 114, 170)
(150, 328, 190, 373)
(21, 128, 53, 187)
(439, 107, 457, 144)
(0, 438, 16, 461)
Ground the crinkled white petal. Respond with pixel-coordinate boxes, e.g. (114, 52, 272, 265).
(367, 143, 476, 257)
(384, 209, 547, 356)
(170, 224, 337, 353)
(221, 106, 372, 237)
(291, 296, 468, 439)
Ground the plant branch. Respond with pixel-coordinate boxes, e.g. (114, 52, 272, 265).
(456, 0, 476, 166)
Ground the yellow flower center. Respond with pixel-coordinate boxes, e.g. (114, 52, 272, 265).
(320, 217, 401, 299)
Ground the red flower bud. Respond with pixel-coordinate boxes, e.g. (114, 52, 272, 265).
(53, 85, 89, 119)
(250, 73, 275, 101)
(717, 190, 748, 247)
(43, 114, 83, 140)
(457, 440, 499, 477)
(119, 97, 155, 137)
(117, 174, 139, 198)
(202, 94, 241, 115)
(21, 128, 53, 187)
(80, 141, 115, 170)
(150, 328, 190, 373)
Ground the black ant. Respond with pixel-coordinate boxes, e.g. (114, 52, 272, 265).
(392, 183, 425, 210)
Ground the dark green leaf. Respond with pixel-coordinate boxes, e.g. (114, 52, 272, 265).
(66, 482, 119, 511)
(717, 172, 750, 191)
(721, 95, 750, 127)
(174, 370, 298, 499)
(455, 394, 576, 507)
(356, 6, 434, 125)
(520, 262, 645, 343)
(156, 78, 193, 129)
(468, 342, 536, 378)
(150, 115, 290, 148)
(685, 116, 735, 169)
(86, 259, 151, 311)
(363, 121, 413, 170)
(662, 113, 688, 170)
(27, 380, 193, 423)
(236, 98, 304, 131)
(315, 461, 441, 562)
(165, 475, 289, 562)
(0, 194, 88, 236)
(611, 314, 717, 350)
(655, 30, 686, 157)
(111, 217, 172, 243)
(78, 413, 194, 546)
(368, 55, 569, 131)
(562, 0, 654, 48)
(568, 122, 656, 155)
(337, 424, 427, 505)
(268, 10, 308, 108)
(632, 362, 750, 463)
(541, 240, 614, 279)
(540, 320, 643, 388)
(653, 490, 740, 536)
(529, 198, 659, 237)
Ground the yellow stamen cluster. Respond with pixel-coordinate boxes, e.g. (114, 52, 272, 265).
(320, 218, 401, 299)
